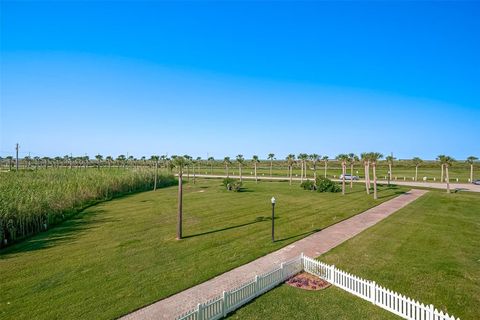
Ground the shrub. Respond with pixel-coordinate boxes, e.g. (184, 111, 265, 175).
(223, 178, 242, 191)
(300, 180, 316, 191)
(315, 177, 341, 193)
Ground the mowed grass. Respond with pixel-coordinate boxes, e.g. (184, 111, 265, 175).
(229, 191, 480, 319)
(0, 179, 404, 320)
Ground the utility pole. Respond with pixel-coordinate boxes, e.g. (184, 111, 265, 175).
(15, 143, 19, 171)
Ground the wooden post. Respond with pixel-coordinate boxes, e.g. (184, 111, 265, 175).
(371, 281, 376, 305)
(15, 143, 19, 171)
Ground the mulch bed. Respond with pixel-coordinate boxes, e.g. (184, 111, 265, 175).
(286, 272, 331, 291)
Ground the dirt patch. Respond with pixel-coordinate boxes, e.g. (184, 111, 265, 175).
(286, 272, 331, 290)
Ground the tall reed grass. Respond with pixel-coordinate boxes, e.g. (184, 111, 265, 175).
(0, 168, 176, 247)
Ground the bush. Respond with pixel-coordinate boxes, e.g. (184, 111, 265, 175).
(315, 177, 341, 193)
(300, 180, 316, 191)
(223, 178, 242, 192)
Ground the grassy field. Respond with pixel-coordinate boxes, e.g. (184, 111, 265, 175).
(194, 164, 476, 183)
(228, 191, 480, 319)
(0, 168, 175, 247)
(0, 179, 405, 320)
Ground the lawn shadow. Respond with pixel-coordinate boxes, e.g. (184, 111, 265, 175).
(0, 208, 117, 259)
(377, 190, 406, 199)
(275, 228, 321, 242)
(183, 216, 271, 239)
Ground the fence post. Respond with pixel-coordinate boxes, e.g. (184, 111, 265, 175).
(300, 252, 304, 270)
(370, 281, 376, 305)
(429, 304, 434, 320)
(222, 291, 227, 317)
(255, 275, 259, 295)
(280, 262, 285, 280)
(197, 303, 203, 320)
(330, 264, 336, 284)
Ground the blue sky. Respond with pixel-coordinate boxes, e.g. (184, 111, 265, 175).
(1, 1, 479, 160)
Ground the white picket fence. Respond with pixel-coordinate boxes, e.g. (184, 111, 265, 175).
(176, 256, 303, 320)
(302, 255, 459, 320)
(177, 254, 459, 320)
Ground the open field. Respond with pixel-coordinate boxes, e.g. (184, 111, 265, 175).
(228, 191, 480, 319)
(0, 179, 405, 320)
(0, 169, 176, 247)
(193, 165, 476, 183)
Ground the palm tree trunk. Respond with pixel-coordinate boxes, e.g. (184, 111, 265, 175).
(254, 163, 258, 183)
(300, 162, 304, 183)
(441, 164, 444, 182)
(446, 165, 450, 193)
(364, 163, 370, 194)
(239, 165, 242, 182)
(193, 164, 196, 184)
(176, 171, 183, 240)
(270, 161, 273, 177)
(415, 166, 418, 181)
(313, 165, 317, 180)
(304, 161, 307, 179)
(289, 166, 292, 185)
(342, 162, 346, 195)
(388, 163, 392, 182)
(350, 164, 354, 188)
(367, 161, 371, 189)
(471, 164, 474, 183)
(373, 163, 378, 199)
(154, 160, 158, 190)
(226, 165, 229, 178)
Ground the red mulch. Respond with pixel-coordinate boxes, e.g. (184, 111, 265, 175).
(286, 272, 331, 291)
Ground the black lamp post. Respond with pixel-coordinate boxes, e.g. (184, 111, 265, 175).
(271, 197, 276, 242)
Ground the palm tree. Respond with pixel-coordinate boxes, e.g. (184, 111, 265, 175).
(184, 155, 192, 180)
(436, 155, 446, 182)
(196, 157, 202, 177)
(298, 153, 308, 182)
(336, 154, 349, 195)
(348, 153, 359, 188)
(252, 155, 260, 183)
(268, 153, 275, 177)
(151, 155, 159, 190)
(236, 155, 245, 182)
(466, 156, 478, 183)
(360, 153, 370, 194)
(309, 154, 320, 180)
(286, 154, 295, 185)
(385, 155, 395, 185)
(95, 154, 103, 169)
(322, 156, 329, 178)
(440, 156, 455, 193)
(105, 156, 113, 168)
(369, 152, 383, 199)
(117, 155, 126, 168)
(223, 157, 231, 178)
(412, 157, 423, 181)
(206, 156, 214, 174)
(172, 156, 187, 239)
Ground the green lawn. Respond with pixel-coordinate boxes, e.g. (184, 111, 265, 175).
(229, 191, 480, 319)
(0, 179, 404, 320)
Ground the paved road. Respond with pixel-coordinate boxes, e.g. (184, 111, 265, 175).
(187, 173, 480, 193)
(120, 189, 428, 320)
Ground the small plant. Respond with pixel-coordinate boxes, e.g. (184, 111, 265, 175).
(315, 177, 341, 193)
(223, 178, 242, 191)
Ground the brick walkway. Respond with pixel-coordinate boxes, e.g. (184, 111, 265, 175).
(120, 189, 427, 320)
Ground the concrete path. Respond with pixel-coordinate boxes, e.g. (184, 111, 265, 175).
(121, 189, 427, 320)
(189, 173, 480, 193)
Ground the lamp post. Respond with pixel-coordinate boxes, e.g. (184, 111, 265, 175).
(271, 197, 276, 242)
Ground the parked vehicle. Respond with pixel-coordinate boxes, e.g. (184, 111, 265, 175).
(473, 180, 480, 185)
(339, 174, 359, 181)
